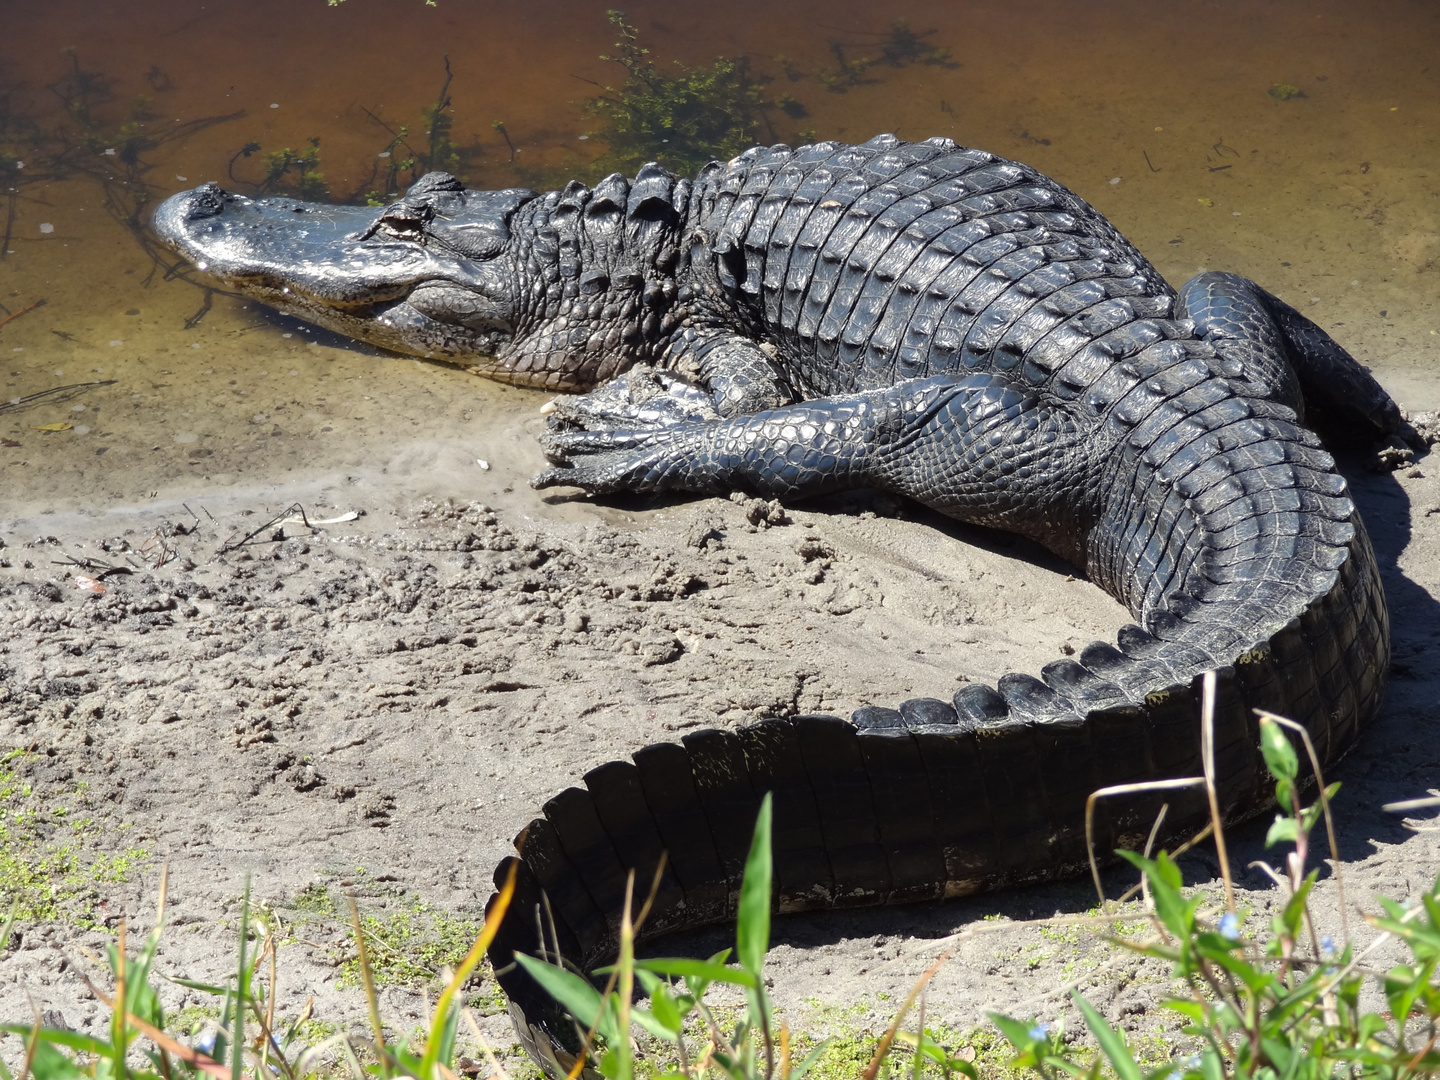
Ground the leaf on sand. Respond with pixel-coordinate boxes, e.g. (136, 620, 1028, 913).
(35, 422, 73, 432)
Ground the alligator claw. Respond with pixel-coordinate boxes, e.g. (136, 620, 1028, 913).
(532, 421, 678, 493)
(532, 465, 632, 493)
(530, 467, 579, 490)
(531, 443, 669, 493)
(539, 427, 652, 463)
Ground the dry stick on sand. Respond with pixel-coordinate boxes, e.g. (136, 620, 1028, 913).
(1384, 794, 1440, 833)
(216, 502, 312, 555)
(51, 553, 134, 579)
(348, 894, 392, 1080)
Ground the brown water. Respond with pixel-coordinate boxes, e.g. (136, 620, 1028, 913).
(3, 0, 1438, 523)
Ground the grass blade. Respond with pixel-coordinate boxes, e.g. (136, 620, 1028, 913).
(112, 921, 129, 1080)
(1071, 992, 1142, 1080)
(349, 892, 390, 1080)
(418, 863, 516, 1080)
(513, 955, 611, 1040)
(736, 793, 773, 978)
(233, 881, 249, 1080)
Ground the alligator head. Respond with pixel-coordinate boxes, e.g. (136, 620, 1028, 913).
(152, 172, 539, 377)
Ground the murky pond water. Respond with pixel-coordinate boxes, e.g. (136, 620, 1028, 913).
(3, 0, 1437, 523)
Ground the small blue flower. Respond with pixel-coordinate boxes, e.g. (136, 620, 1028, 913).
(1169, 1053, 1202, 1079)
(1027, 1021, 1049, 1041)
(1320, 935, 1336, 959)
(1218, 912, 1240, 941)
(193, 1031, 217, 1056)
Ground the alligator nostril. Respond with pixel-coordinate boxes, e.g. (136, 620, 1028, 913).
(184, 182, 229, 222)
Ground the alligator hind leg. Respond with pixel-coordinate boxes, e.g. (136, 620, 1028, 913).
(536, 372, 1091, 556)
(1179, 271, 1407, 444)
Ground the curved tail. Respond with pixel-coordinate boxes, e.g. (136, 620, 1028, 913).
(484, 504, 1388, 1074)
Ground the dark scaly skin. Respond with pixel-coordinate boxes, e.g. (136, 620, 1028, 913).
(152, 136, 1408, 1078)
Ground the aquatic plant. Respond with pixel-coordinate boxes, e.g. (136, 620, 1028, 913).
(815, 43, 876, 93)
(1268, 82, 1306, 101)
(350, 57, 470, 205)
(227, 137, 329, 200)
(586, 10, 777, 176)
(0, 49, 238, 278)
(875, 21, 955, 68)
(229, 57, 466, 207)
(419, 56, 462, 177)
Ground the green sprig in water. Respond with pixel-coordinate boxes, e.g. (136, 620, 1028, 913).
(586, 10, 776, 177)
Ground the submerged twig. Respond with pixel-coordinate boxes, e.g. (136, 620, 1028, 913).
(183, 288, 213, 330)
(493, 121, 516, 162)
(0, 297, 46, 330)
(1, 188, 17, 261)
(0, 379, 117, 415)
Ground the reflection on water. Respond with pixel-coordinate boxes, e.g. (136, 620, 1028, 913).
(2, 0, 1438, 521)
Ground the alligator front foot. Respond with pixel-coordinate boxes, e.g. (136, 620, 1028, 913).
(533, 425, 689, 494)
(542, 365, 719, 433)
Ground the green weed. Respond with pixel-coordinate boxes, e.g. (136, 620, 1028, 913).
(278, 875, 491, 993)
(0, 50, 237, 267)
(0, 869, 519, 1080)
(342, 896, 488, 991)
(0, 749, 149, 928)
(586, 11, 778, 176)
(990, 705, 1440, 1080)
(815, 23, 954, 94)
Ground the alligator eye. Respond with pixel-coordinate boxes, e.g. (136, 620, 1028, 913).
(354, 200, 436, 243)
(381, 217, 427, 240)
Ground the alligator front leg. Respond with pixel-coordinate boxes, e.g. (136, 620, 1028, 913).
(535, 373, 1096, 552)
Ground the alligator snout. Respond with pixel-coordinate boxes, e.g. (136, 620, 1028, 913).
(151, 183, 238, 262)
(152, 182, 385, 279)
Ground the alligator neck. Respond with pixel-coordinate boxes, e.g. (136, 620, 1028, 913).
(499, 169, 695, 387)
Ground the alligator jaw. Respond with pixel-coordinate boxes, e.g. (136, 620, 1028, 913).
(152, 182, 522, 372)
(153, 183, 422, 303)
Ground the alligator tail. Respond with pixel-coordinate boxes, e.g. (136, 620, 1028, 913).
(485, 496, 1388, 1074)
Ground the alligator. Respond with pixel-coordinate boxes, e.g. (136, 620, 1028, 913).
(154, 134, 1409, 1075)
